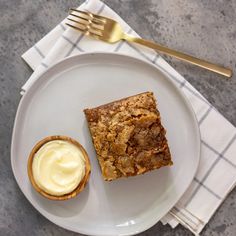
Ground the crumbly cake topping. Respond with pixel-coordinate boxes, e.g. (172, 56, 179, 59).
(84, 92, 172, 181)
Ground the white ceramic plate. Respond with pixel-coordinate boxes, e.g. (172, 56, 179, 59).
(11, 53, 200, 236)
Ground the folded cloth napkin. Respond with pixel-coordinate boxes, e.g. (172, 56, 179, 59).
(21, 0, 236, 234)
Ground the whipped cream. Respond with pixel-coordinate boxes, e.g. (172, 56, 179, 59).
(32, 140, 85, 196)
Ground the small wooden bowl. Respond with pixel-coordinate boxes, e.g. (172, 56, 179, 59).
(27, 135, 91, 201)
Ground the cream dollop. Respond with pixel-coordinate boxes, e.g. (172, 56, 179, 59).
(32, 140, 85, 196)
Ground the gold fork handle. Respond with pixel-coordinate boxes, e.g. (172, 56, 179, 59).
(123, 34, 232, 78)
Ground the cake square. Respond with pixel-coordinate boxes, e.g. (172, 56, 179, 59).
(84, 92, 172, 181)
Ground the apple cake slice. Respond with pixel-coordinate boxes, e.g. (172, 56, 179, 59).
(84, 92, 172, 181)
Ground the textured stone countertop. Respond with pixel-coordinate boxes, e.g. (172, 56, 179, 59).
(0, 0, 236, 235)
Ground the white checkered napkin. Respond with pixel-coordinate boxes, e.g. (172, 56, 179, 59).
(21, 0, 236, 234)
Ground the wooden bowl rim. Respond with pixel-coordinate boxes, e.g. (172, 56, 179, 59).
(27, 135, 91, 201)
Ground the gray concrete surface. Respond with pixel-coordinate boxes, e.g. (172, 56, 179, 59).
(0, 0, 236, 235)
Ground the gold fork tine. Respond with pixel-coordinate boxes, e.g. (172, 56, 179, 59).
(68, 13, 105, 29)
(65, 22, 86, 33)
(65, 22, 103, 39)
(65, 22, 99, 39)
(69, 12, 105, 26)
(70, 9, 107, 23)
(67, 18, 87, 30)
(69, 13, 90, 23)
(69, 9, 92, 18)
(67, 17, 103, 34)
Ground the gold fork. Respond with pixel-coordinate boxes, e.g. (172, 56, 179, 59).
(66, 9, 232, 78)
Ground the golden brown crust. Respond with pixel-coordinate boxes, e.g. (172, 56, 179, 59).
(27, 135, 91, 200)
(84, 92, 172, 181)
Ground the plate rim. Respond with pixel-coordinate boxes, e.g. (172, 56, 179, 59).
(11, 52, 201, 236)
